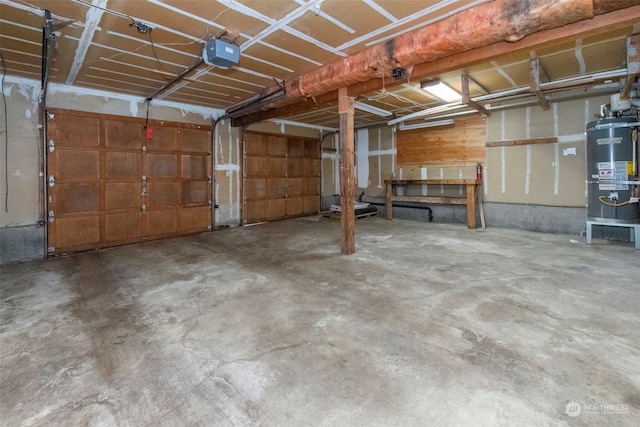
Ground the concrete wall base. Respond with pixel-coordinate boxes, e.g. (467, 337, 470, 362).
(1, 224, 45, 264)
(358, 197, 635, 242)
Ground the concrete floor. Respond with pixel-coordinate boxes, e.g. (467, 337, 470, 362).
(1, 217, 639, 426)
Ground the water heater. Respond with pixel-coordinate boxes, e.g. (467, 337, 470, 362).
(586, 117, 639, 223)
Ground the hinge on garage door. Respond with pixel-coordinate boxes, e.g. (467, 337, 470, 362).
(48, 175, 55, 187)
(48, 210, 55, 223)
(48, 139, 54, 152)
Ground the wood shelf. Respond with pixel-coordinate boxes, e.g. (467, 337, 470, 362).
(384, 179, 484, 229)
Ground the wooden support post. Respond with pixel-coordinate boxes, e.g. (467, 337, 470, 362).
(338, 87, 355, 254)
(461, 75, 491, 116)
(530, 58, 550, 110)
(621, 34, 640, 98)
(385, 181, 393, 220)
(466, 183, 477, 230)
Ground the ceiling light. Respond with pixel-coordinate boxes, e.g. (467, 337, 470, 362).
(421, 79, 461, 102)
(354, 101, 392, 117)
(398, 119, 455, 131)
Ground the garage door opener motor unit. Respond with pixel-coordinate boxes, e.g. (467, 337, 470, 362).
(203, 37, 240, 69)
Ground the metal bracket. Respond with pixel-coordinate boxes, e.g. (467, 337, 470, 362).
(48, 175, 55, 187)
(48, 210, 55, 222)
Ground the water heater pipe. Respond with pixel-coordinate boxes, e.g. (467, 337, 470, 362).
(633, 128, 638, 177)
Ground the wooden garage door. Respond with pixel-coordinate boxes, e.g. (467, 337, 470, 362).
(244, 132, 320, 224)
(46, 109, 211, 255)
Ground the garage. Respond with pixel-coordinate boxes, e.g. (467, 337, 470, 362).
(1, 1, 640, 425)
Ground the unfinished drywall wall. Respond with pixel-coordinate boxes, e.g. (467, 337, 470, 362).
(0, 78, 43, 262)
(484, 97, 607, 207)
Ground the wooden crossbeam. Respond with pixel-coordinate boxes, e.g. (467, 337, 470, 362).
(530, 58, 550, 110)
(461, 75, 491, 116)
(485, 137, 558, 148)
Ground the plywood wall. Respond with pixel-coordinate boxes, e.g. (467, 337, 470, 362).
(397, 116, 486, 166)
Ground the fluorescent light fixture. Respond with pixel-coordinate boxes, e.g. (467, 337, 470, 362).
(354, 101, 392, 117)
(421, 79, 461, 102)
(398, 119, 455, 131)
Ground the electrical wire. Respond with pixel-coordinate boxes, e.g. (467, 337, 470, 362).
(598, 195, 631, 207)
(1, 53, 8, 212)
(70, 0, 136, 26)
(144, 99, 151, 129)
(147, 28, 176, 73)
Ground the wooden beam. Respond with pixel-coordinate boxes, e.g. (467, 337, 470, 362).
(461, 75, 491, 116)
(621, 33, 640, 98)
(530, 58, 550, 110)
(338, 87, 355, 255)
(231, 6, 640, 127)
(485, 137, 558, 147)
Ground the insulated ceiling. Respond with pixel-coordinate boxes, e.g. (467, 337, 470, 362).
(1, 0, 639, 129)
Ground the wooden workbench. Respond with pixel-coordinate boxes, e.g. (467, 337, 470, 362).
(384, 179, 484, 229)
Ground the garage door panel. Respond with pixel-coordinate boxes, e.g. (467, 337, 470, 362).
(180, 129, 210, 153)
(246, 157, 268, 176)
(183, 181, 208, 205)
(105, 183, 140, 210)
(269, 158, 287, 176)
(148, 154, 178, 178)
(181, 155, 208, 178)
(245, 179, 266, 199)
(288, 160, 303, 177)
(179, 206, 210, 232)
(55, 216, 100, 249)
(105, 120, 143, 149)
(268, 136, 287, 156)
(51, 115, 100, 148)
(267, 199, 286, 220)
(105, 212, 143, 242)
(266, 178, 287, 198)
(246, 200, 266, 223)
(245, 133, 266, 155)
(147, 209, 177, 236)
(286, 198, 303, 217)
(287, 178, 303, 197)
(148, 126, 177, 151)
(57, 150, 100, 179)
(304, 142, 318, 158)
(302, 178, 320, 195)
(303, 158, 320, 176)
(147, 181, 180, 207)
(106, 152, 141, 179)
(303, 196, 319, 215)
(288, 139, 304, 158)
(57, 182, 100, 213)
